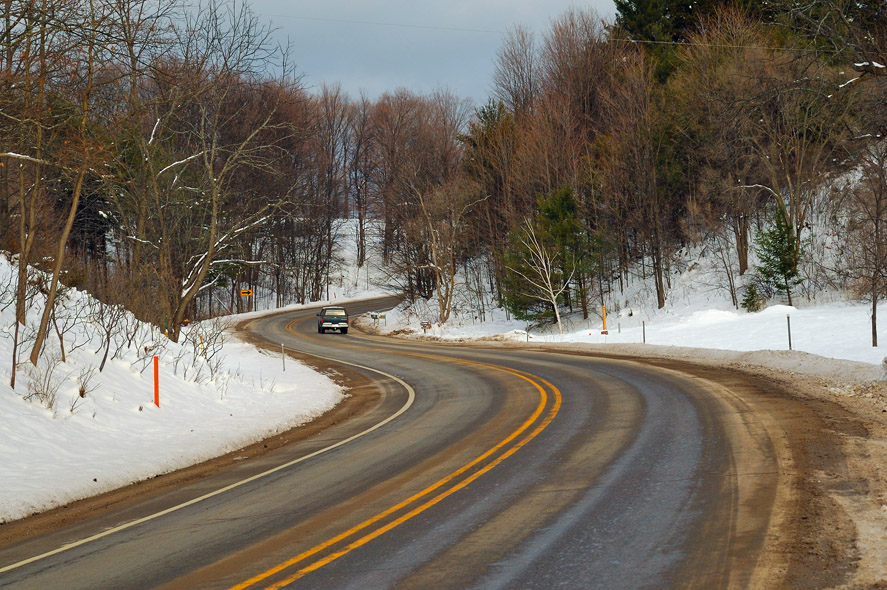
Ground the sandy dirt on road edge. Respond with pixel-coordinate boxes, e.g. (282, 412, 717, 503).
(478, 340, 887, 589)
(360, 314, 887, 587)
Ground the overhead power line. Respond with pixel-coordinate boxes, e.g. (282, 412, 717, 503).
(256, 12, 841, 54)
(256, 13, 503, 35)
(610, 36, 839, 54)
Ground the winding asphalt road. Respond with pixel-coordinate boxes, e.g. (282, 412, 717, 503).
(0, 297, 797, 589)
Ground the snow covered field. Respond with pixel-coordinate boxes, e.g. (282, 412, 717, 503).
(380, 300, 887, 373)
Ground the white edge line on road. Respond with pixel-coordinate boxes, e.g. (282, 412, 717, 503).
(0, 354, 416, 575)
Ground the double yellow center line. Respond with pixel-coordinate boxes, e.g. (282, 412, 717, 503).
(229, 324, 561, 589)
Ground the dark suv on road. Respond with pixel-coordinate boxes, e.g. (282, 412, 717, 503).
(317, 306, 349, 334)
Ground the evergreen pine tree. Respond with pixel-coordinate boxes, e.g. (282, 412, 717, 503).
(755, 210, 801, 306)
(740, 282, 765, 312)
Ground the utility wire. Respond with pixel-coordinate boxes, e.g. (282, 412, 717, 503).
(611, 36, 839, 53)
(257, 12, 841, 54)
(255, 13, 503, 35)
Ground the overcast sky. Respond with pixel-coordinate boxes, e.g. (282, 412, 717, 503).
(247, 1, 617, 105)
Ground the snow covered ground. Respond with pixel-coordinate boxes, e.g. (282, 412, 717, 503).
(380, 299, 887, 371)
(367, 298, 887, 401)
(0, 329, 342, 523)
(375, 256, 887, 364)
(0, 251, 383, 523)
(4, 235, 887, 524)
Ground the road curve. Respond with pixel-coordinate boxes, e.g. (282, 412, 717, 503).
(0, 297, 807, 589)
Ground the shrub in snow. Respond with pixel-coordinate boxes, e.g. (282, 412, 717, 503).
(741, 283, 766, 313)
(24, 353, 64, 412)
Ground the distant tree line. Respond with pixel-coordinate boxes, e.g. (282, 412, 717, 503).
(0, 0, 473, 380)
(3, 0, 887, 386)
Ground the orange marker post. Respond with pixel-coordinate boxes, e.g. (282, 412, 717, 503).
(154, 355, 160, 408)
(601, 305, 609, 335)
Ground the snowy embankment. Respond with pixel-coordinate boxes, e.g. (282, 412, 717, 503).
(366, 275, 887, 388)
(0, 256, 374, 523)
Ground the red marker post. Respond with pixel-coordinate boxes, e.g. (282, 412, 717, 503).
(154, 355, 160, 408)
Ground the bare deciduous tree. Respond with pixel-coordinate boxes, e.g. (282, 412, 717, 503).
(843, 141, 887, 346)
(30, 0, 112, 366)
(413, 176, 485, 324)
(507, 218, 576, 333)
(346, 93, 376, 268)
(604, 49, 674, 308)
(740, 54, 855, 274)
(493, 25, 538, 119)
(669, 9, 772, 275)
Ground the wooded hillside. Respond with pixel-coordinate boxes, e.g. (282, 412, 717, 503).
(2, 0, 887, 383)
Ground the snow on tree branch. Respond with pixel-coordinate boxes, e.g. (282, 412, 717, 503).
(148, 118, 161, 145)
(157, 151, 205, 178)
(179, 215, 272, 296)
(852, 62, 887, 80)
(0, 152, 53, 166)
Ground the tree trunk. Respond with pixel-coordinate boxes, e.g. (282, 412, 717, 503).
(356, 187, 366, 267)
(30, 168, 87, 365)
(550, 295, 563, 334)
(578, 273, 589, 320)
(728, 268, 737, 309)
(734, 215, 749, 275)
(10, 315, 19, 389)
(52, 311, 66, 363)
(652, 241, 666, 309)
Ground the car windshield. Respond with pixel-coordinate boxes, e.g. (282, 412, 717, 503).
(324, 309, 346, 316)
